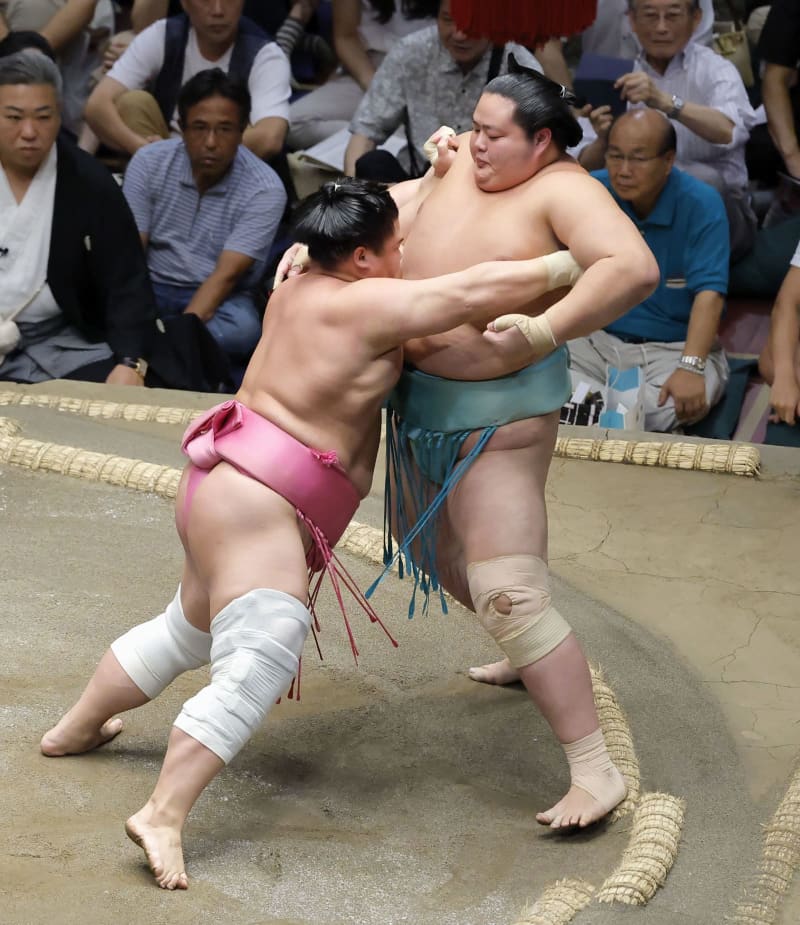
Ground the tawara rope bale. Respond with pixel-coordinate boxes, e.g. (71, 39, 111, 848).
(513, 879, 595, 925)
(596, 792, 686, 905)
(730, 758, 800, 924)
(0, 390, 200, 426)
(0, 391, 761, 476)
(554, 436, 760, 477)
(0, 416, 181, 499)
(590, 666, 640, 820)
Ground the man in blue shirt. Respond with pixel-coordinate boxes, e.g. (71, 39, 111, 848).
(123, 68, 286, 372)
(569, 107, 730, 431)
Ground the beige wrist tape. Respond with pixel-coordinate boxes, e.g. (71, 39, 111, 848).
(542, 250, 583, 289)
(423, 125, 456, 164)
(291, 244, 309, 271)
(491, 311, 558, 358)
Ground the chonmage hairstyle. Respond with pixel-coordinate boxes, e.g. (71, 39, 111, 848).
(0, 48, 62, 100)
(177, 68, 251, 130)
(485, 54, 583, 150)
(292, 178, 399, 270)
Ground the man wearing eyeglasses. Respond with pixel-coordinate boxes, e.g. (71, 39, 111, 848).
(577, 0, 758, 261)
(569, 107, 730, 431)
(123, 68, 286, 373)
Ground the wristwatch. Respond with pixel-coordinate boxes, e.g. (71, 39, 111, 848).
(668, 94, 685, 120)
(119, 356, 149, 379)
(679, 354, 706, 374)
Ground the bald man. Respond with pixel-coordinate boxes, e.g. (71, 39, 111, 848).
(565, 109, 730, 432)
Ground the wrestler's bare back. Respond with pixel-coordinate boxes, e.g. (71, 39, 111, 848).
(238, 273, 402, 497)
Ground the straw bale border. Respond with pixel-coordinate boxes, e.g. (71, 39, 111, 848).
(513, 879, 595, 925)
(0, 391, 761, 476)
(729, 758, 800, 924)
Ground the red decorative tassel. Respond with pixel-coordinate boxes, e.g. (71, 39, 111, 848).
(450, 0, 598, 47)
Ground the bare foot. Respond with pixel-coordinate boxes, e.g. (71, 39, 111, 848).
(468, 658, 521, 685)
(536, 768, 627, 829)
(126, 807, 188, 890)
(40, 714, 123, 756)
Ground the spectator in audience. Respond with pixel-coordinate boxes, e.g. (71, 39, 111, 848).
(581, 0, 713, 59)
(0, 51, 156, 387)
(85, 0, 291, 162)
(122, 69, 286, 375)
(759, 238, 800, 426)
(577, 0, 758, 261)
(759, 0, 800, 182)
(0, 0, 114, 136)
(132, 0, 290, 37)
(126, 0, 332, 85)
(569, 109, 730, 432)
(288, 0, 436, 151)
(344, 0, 539, 180)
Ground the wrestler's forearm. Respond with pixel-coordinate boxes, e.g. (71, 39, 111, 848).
(543, 256, 659, 343)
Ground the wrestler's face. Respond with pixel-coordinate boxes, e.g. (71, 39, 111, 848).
(182, 0, 244, 47)
(0, 82, 60, 177)
(469, 93, 540, 192)
(628, 0, 701, 64)
(182, 94, 243, 188)
(437, 0, 490, 72)
(367, 222, 404, 278)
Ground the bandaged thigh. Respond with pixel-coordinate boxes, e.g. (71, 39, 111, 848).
(173, 589, 311, 765)
(467, 555, 571, 669)
(110, 587, 212, 699)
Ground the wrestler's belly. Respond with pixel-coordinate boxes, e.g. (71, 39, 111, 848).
(405, 324, 538, 381)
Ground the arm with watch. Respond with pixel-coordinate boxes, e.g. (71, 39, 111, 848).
(613, 71, 736, 145)
(657, 290, 724, 423)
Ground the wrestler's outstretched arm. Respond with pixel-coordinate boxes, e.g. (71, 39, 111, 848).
(335, 250, 580, 355)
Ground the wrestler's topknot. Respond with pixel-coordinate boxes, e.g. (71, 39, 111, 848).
(485, 54, 583, 150)
(292, 177, 398, 270)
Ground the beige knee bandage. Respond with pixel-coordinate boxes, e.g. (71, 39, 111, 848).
(467, 555, 572, 669)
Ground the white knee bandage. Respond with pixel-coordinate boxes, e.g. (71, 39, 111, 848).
(173, 589, 311, 765)
(111, 587, 212, 699)
(467, 555, 572, 669)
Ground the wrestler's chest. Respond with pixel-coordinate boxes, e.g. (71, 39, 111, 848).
(406, 193, 557, 271)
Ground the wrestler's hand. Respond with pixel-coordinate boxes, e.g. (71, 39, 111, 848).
(484, 312, 558, 361)
(658, 368, 707, 423)
(273, 243, 310, 287)
(423, 126, 459, 178)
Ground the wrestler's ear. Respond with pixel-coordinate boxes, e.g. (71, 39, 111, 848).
(533, 127, 553, 154)
(352, 245, 372, 274)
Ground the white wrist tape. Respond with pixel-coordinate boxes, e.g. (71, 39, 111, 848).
(542, 250, 583, 289)
(423, 125, 456, 165)
(174, 589, 311, 764)
(111, 587, 211, 699)
(491, 311, 558, 358)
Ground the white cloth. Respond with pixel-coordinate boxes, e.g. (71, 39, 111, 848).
(107, 19, 291, 131)
(357, 0, 430, 54)
(0, 146, 60, 325)
(581, 0, 714, 59)
(791, 237, 800, 268)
